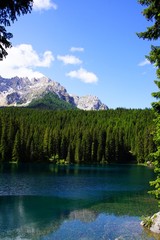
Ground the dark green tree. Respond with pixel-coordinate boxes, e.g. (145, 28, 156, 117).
(12, 130, 20, 163)
(43, 127, 50, 159)
(0, 108, 155, 164)
(137, 0, 160, 203)
(0, 119, 8, 162)
(97, 129, 106, 163)
(0, 0, 33, 59)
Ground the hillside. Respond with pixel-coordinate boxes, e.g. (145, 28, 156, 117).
(28, 92, 77, 110)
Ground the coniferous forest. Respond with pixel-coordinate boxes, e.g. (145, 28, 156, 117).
(0, 107, 155, 165)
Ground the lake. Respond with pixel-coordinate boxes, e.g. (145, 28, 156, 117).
(0, 163, 159, 240)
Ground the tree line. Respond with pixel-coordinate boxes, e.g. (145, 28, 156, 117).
(0, 107, 155, 164)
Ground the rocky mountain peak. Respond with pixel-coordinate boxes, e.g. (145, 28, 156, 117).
(0, 76, 108, 110)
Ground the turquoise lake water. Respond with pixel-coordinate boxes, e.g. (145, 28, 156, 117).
(0, 164, 159, 240)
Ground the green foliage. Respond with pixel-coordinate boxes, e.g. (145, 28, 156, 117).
(0, 108, 155, 164)
(137, 0, 160, 205)
(0, 0, 33, 59)
(12, 130, 20, 163)
(137, 0, 160, 40)
(141, 216, 153, 229)
(28, 92, 77, 110)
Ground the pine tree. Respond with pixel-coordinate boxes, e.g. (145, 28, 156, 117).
(12, 130, 20, 163)
(43, 127, 49, 159)
(0, 0, 33, 59)
(0, 119, 8, 162)
(137, 0, 160, 203)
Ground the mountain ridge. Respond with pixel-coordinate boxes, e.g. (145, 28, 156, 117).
(0, 76, 108, 110)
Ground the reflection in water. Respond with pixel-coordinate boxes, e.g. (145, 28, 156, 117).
(0, 196, 156, 240)
(0, 164, 159, 239)
(0, 196, 98, 239)
(69, 209, 97, 222)
(0, 196, 75, 239)
(45, 214, 156, 240)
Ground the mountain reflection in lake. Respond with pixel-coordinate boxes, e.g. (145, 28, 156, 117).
(0, 164, 159, 240)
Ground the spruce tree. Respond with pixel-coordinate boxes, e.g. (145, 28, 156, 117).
(0, 0, 33, 59)
(137, 0, 160, 203)
(12, 130, 20, 163)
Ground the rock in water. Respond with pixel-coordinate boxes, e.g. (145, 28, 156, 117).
(141, 212, 160, 234)
(150, 212, 160, 234)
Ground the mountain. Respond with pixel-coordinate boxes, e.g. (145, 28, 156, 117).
(0, 76, 108, 110)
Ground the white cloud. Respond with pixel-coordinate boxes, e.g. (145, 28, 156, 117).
(138, 59, 150, 66)
(70, 47, 84, 52)
(66, 68, 98, 84)
(57, 55, 82, 65)
(33, 0, 58, 11)
(0, 44, 54, 79)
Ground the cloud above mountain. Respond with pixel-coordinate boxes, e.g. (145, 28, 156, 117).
(70, 47, 84, 52)
(1, 43, 98, 84)
(66, 68, 98, 84)
(138, 59, 150, 67)
(57, 55, 82, 65)
(0, 44, 54, 79)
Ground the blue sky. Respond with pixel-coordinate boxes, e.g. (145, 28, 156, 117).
(0, 0, 157, 109)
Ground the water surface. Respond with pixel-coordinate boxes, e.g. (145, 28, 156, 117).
(0, 164, 159, 239)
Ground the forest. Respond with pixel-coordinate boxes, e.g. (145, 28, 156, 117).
(0, 107, 155, 164)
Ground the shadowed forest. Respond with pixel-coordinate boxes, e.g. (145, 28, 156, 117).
(0, 108, 155, 164)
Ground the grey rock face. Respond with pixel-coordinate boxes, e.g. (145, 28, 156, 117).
(6, 92, 21, 105)
(72, 95, 107, 110)
(0, 76, 108, 110)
